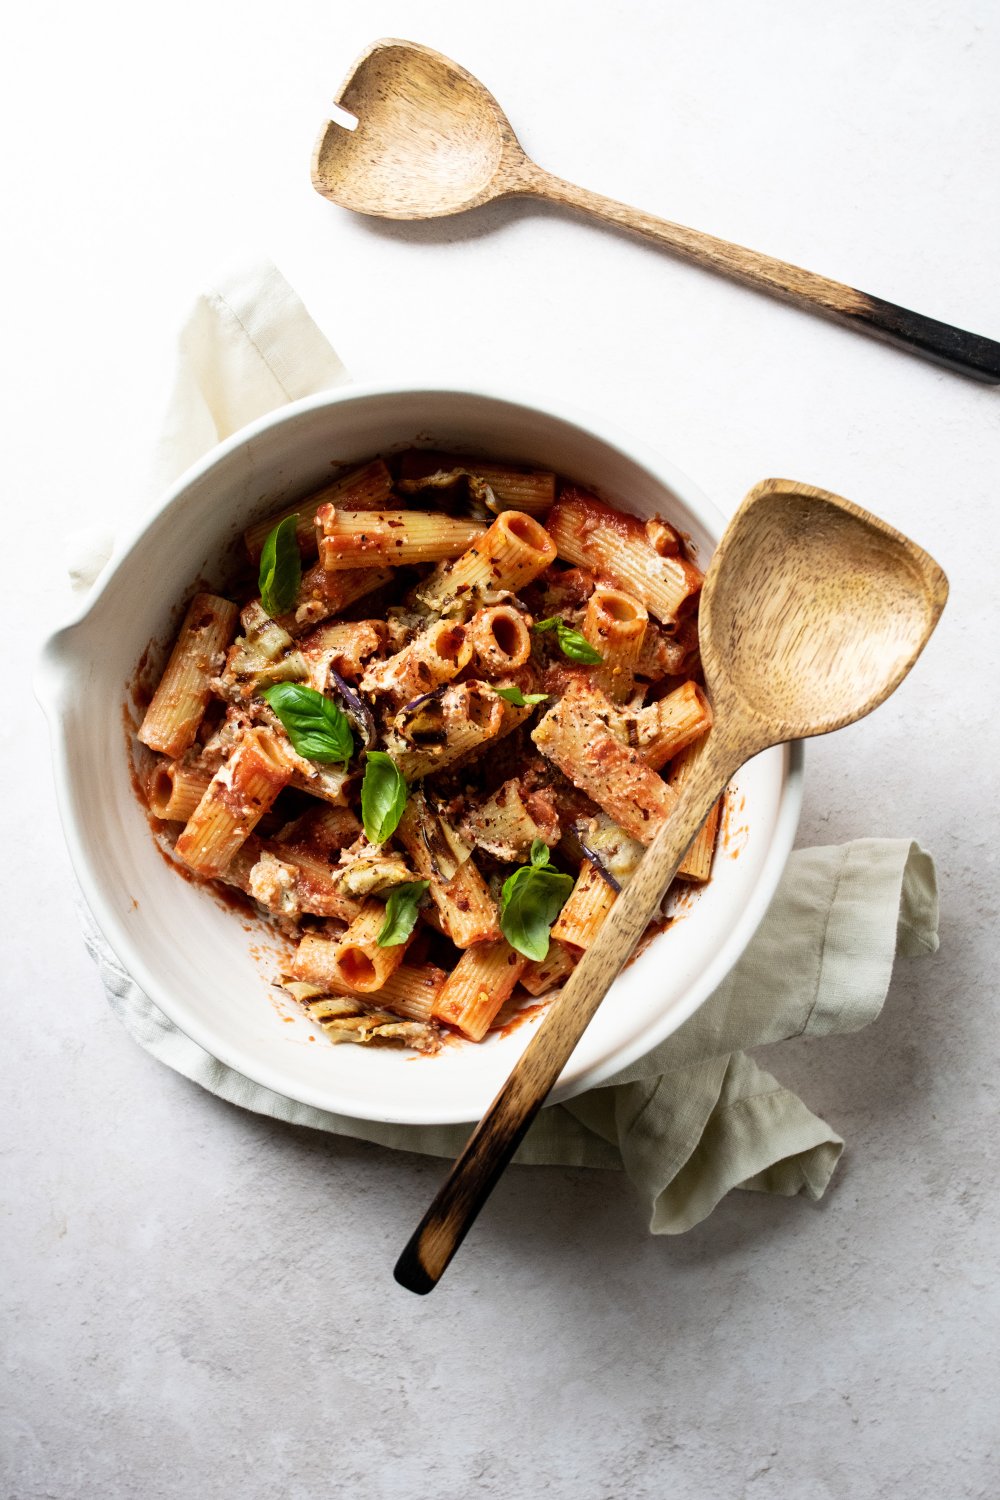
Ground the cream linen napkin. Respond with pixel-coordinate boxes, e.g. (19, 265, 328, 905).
(71, 261, 940, 1234)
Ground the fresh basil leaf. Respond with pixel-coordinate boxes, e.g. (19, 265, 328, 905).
(531, 614, 603, 665)
(493, 685, 549, 708)
(361, 752, 408, 844)
(377, 880, 430, 947)
(259, 514, 302, 617)
(555, 623, 603, 664)
(261, 682, 354, 766)
(499, 844, 574, 962)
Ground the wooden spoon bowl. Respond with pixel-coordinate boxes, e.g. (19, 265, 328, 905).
(313, 40, 517, 219)
(702, 479, 948, 745)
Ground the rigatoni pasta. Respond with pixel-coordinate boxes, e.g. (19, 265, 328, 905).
(551, 859, 618, 950)
(547, 488, 702, 625)
(520, 940, 577, 997)
(628, 680, 713, 770)
(465, 605, 532, 674)
(274, 561, 393, 636)
(582, 586, 647, 703)
(138, 593, 239, 757)
(396, 794, 500, 948)
(296, 900, 411, 993)
(317, 507, 486, 569)
(146, 757, 213, 822)
(131, 449, 722, 1056)
(415, 509, 557, 611)
(430, 939, 528, 1041)
(531, 679, 679, 844)
(174, 727, 291, 877)
(244, 458, 394, 561)
(360, 619, 472, 703)
(300, 620, 386, 686)
(670, 743, 723, 884)
(397, 449, 557, 516)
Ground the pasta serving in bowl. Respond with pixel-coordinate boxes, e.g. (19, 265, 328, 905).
(37, 384, 801, 1124)
(137, 456, 714, 1054)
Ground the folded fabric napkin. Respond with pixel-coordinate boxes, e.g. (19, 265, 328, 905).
(70, 260, 940, 1234)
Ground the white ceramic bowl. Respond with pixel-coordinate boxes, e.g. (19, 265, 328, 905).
(37, 383, 802, 1125)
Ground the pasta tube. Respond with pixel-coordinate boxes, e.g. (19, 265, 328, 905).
(677, 800, 722, 883)
(396, 794, 500, 947)
(175, 727, 291, 877)
(520, 940, 577, 996)
(628, 681, 713, 770)
(285, 763, 353, 806)
(670, 744, 723, 883)
(273, 562, 393, 636)
(267, 805, 365, 920)
(431, 939, 528, 1041)
(146, 758, 213, 822)
(317, 507, 486, 569)
(302, 899, 411, 993)
(138, 593, 238, 757)
(551, 859, 617, 949)
(360, 619, 473, 704)
(465, 605, 532, 675)
(244, 458, 394, 561)
(415, 510, 557, 612)
(398, 450, 556, 516)
(288, 943, 445, 1022)
(582, 586, 648, 703)
(299, 620, 386, 686)
(547, 489, 703, 625)
(532, 681, 677, 844)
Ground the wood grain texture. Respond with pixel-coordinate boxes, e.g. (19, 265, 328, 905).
(312, 39, 1000, 382)
(311, 38, 520, 219)
(393, 478, 948, 1293)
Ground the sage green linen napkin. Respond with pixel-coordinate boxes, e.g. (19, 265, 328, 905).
(71, 261, 939, 1234)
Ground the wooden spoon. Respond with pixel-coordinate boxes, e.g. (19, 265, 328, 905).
(393, 478, 948, 1293)
(312, 39, 1000, 383)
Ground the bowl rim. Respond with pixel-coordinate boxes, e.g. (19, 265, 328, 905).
(36, 378, 803, 1123)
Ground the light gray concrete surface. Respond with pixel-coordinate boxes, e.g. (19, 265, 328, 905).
(3, 2, 998, 1496)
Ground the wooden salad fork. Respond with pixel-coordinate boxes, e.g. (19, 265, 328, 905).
(393, 478, 948, 1293)
(312, 38, 1000, 382)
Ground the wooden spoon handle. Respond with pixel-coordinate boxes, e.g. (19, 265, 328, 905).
(393, 736, 741, 1294)
(525, 169, 1000, 383)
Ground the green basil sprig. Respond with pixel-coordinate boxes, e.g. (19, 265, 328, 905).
(377, 880, 430, 947)
(532, 615, 603, 665)
(499, 839, 574, 962)
(361, 752, 408, 844)
(259, 514, 302, 617)
(493, 685, 550, 708)
(262, 682, 354, 766)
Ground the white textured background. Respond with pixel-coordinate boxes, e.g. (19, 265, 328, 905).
(4, 2, 998, 1496)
